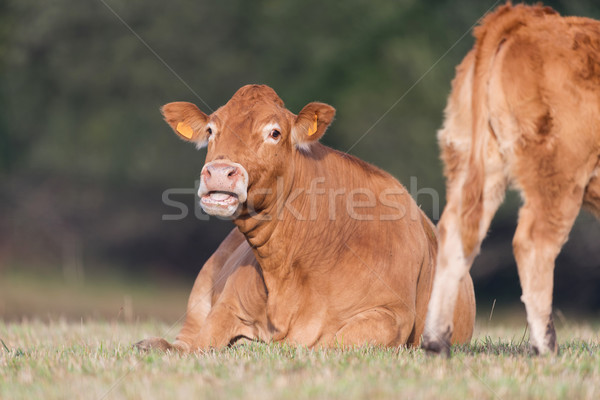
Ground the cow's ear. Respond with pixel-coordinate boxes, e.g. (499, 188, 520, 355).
(161, 102, 210, 148)
(292, 102, 336, 149)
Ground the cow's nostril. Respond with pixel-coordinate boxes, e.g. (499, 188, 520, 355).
(204, 163, 240, 181)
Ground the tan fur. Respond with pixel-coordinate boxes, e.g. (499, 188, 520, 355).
(423, 3, 600, 355)
(136, 85, 475, 352)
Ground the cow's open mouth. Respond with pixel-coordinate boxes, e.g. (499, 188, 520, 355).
(202, 191, 239, 206)
(200, 191, 240, 217)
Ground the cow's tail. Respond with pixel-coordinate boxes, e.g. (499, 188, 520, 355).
(459, 2, 557, 257)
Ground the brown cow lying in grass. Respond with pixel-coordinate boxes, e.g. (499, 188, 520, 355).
(136, 84, 475, 351)
(422, 3, 600, 356)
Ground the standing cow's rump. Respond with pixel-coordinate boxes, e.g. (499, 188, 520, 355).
(422, 3, 600, 356)
(136, 84, 476, 352)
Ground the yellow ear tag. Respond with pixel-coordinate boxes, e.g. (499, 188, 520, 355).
(307, 114, 318, 136)
(176, 122, 194, 139)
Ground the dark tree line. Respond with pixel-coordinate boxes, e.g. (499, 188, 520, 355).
(1, 0, 598, 312)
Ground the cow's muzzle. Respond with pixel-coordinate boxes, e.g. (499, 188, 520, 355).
(198, 160, 248, 217)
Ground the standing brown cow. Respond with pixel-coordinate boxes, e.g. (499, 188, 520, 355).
(136, 84, 475, 351)
(422, 3, 600, 356)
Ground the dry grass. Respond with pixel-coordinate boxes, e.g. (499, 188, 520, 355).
(1, 318, 599, 400)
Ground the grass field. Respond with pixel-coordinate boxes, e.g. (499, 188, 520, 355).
(1, 318, 599, 400)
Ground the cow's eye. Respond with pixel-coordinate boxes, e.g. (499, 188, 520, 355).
(270, 129, 281, 139)
(207, 127, 213, 135)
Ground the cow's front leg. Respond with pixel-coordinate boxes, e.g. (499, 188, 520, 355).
(134, 256, 218, 353)
(190, 304, 254, 349)
(191, 263, 269, 350)
(135, 229, 247, 353)
(134, 337, 185, 352)
(134, 256, 225, 353)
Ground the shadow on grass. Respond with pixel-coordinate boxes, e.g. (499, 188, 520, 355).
(452, 336, 600, 356)
(452, 336, 534, 356)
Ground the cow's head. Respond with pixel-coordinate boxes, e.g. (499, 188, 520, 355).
(162, 85, 335, 217)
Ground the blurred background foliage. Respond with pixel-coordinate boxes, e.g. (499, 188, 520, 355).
(1, 0, 599, 319)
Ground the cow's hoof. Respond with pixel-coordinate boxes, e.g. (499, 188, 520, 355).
(531, 316, 559, 356)
(421, 339, 451, 358)
(531, 345, 558, 356)
(421, 325, 453, 357)
(134, 337, 174, 352)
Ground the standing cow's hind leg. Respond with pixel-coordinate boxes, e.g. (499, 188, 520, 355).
(513, 186, 582, 355)
(422, 162, 506, 356)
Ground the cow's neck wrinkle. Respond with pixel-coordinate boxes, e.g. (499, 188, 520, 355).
(235, 145, 355, 275)
(233, 160, 297, 259)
